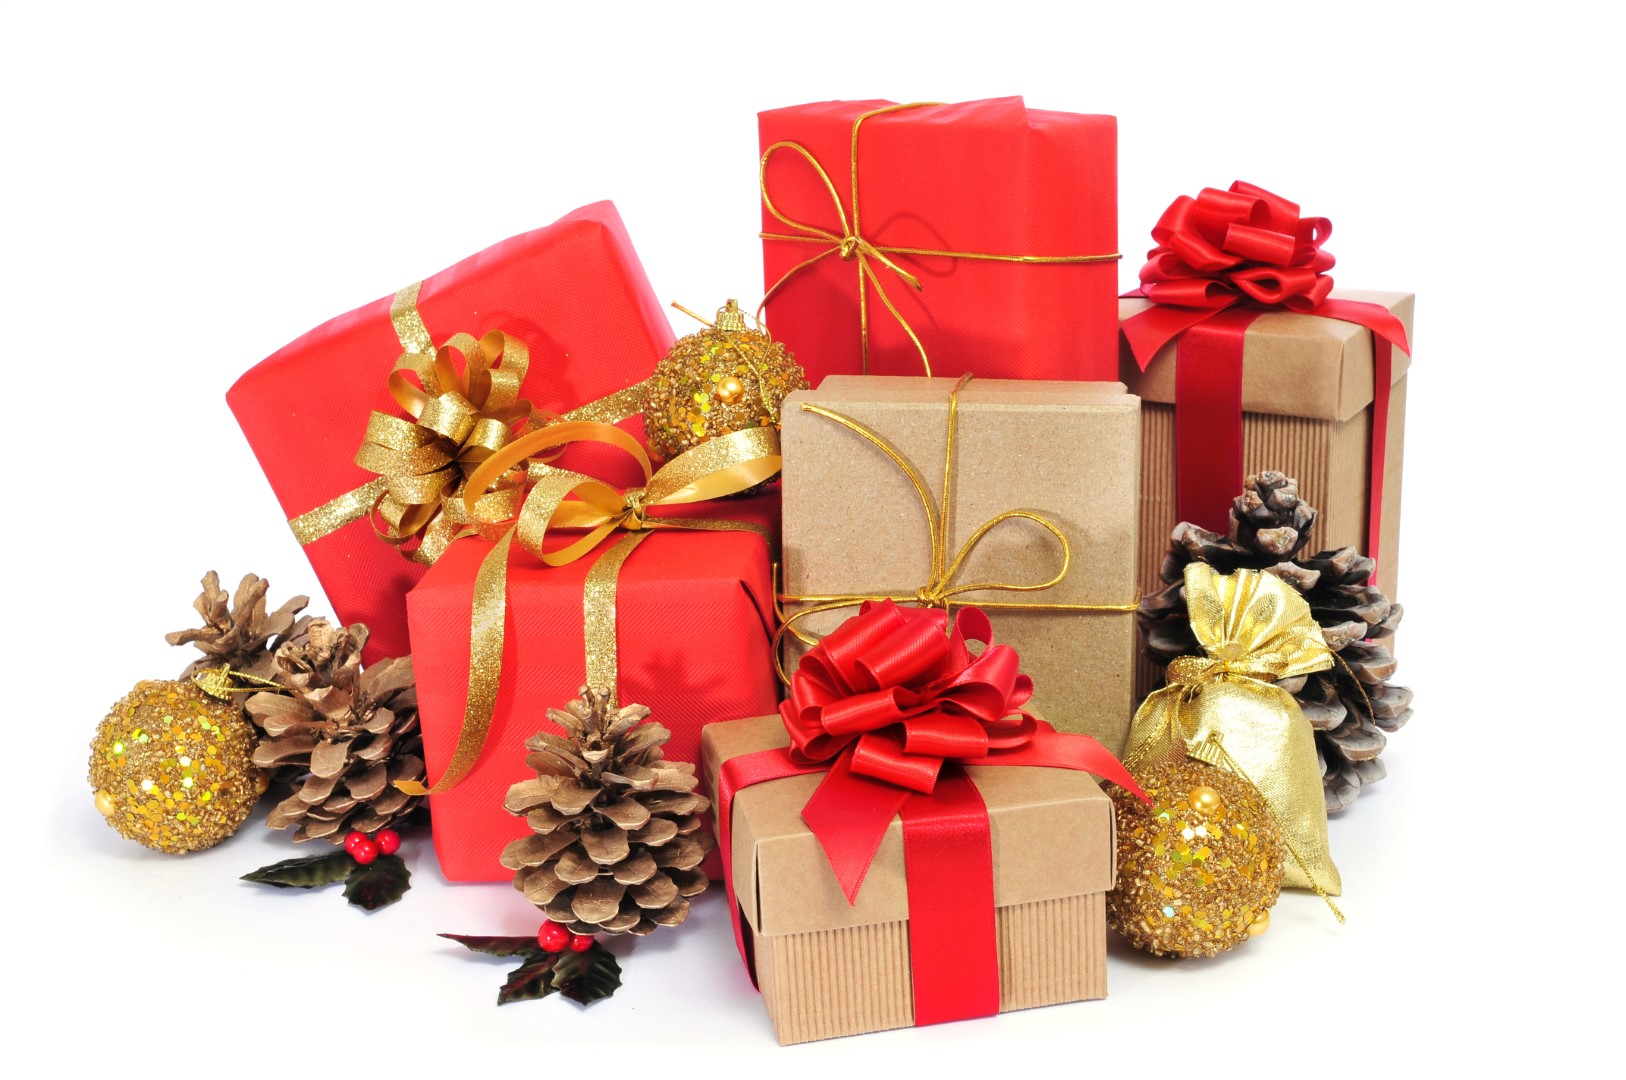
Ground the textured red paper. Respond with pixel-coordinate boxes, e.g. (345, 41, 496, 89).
(228, 202, 674, 665)
(407, 495, 781, 883)
(758, 98, 1117, 385)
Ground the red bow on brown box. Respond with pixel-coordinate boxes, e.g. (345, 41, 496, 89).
(714, 599, 1142, 1027)
(1121, 181, 1412, 572)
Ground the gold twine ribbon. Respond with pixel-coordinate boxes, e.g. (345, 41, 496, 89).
(775, 373, 1138, 681)
(1124, 562, 1344, 903)
(395, 415, 783, 797)
(287, 283, 648, 560)
(758, 102, 1122, 376)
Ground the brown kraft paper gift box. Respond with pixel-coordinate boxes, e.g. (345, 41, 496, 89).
(1119, 290, 1414, 698)
(780, 376, 1140, 755)
(700, 714, 1115, 1045)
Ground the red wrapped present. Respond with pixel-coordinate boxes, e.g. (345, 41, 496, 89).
(228, 201, 673, 665)
(408, 493, 781, 882)
(758, 98, 1119, 385)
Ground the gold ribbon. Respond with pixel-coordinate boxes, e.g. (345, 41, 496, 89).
(1125, 563, 1343, 900)
(396, 417, 783, 797)
(287, 283, 648, 560)
(775, 374, 1138, 680)
(759, 102, 1123, 376)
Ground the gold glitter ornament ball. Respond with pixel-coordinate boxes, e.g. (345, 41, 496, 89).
(88, 679, 260, 855)
(643, 300, 809, 463)
(1107, 759, 1284, 958)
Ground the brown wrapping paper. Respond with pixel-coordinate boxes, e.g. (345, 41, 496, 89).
(700, 714, 1113, 1044)
(780, 376, 1141, 754)
(1119, 291, 1414, 698)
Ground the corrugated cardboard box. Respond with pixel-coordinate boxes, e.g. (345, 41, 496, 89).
(701, 714, 1114, 1045)
(1120, 290, 1414, 697)
(780, 376, 1140, 755)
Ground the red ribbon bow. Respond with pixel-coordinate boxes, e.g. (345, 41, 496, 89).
(1137, 180, 1334, 315)
(1120, 181, 1411, 573)
(715, 600, 1143, 1028)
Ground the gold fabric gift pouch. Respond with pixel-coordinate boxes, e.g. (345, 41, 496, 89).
(1128, 563, 1340, 895)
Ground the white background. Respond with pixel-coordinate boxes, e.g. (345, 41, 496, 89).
(2, 1, 1612, 1074)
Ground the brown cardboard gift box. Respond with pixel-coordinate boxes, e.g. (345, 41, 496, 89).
(1119, 290, 1414, 697)
(700, 714, 1115, 1045)
(780, 376, 1140, 755)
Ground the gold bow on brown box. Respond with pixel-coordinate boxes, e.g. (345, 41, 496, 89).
(1127, 562, 1341, 897)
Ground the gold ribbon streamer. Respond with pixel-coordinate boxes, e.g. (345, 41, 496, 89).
(286, 283, 650, 557)
(395, 416, 783, 798)
(758, 102, 1123, 375)
(775, 373, 1139, 681)
(1124, 563, 1342, 898)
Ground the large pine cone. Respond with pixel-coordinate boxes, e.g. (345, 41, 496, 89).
(245, 620, 423, 841)
(1139, 472, 1413, 814)
(501, 687, 710, 937)
(166, 571, 310, 682)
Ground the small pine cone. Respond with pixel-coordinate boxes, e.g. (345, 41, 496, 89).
(166, 571, 310, 682)
(246, 620, 423, 841)
(1138, 473, 1413, 814)
(500, 687, 711, 937)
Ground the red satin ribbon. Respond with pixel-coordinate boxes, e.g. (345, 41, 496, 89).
(1121, 182, 1411, 583)
(714, 600, 1143, 1028)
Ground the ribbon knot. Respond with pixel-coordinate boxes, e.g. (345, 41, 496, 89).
(836, 235, 861, 260)
(619, 489, 650, 527)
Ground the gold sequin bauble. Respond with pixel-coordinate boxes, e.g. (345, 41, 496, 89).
(88, 679, 260, 855)
(1107, 759, 1284, 959)
(643, 300, 809, 463)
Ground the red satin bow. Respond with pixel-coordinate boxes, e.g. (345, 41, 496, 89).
(1138, 180, 1334, 314)
(781, 599, 1140, 902)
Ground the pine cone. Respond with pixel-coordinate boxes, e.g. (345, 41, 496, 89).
(1139, 472, 1413, 814)
(166, 571, 310, 682)
(501, 687, 711, 937)
(246, 620, 423, 841)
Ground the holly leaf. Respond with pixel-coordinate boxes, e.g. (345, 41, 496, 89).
(242, 850, 355, 889)
(438, 934, 545, 959)
(342, 854, 411, 911)
(499, 955, 562, 1005)
(550, 944, 621, 1006)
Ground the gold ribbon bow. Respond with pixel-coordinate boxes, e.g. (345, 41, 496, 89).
(1126, 562, 1342, 902)
(776, 374, 1138, 679)
(397, 417, 783, 797)
(759, 102, 1123, 376)
(287, 283, 649, 559)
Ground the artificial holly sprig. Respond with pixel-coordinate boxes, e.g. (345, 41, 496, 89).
(442, 921, 622, 1006)
(242, 829, 411, 911)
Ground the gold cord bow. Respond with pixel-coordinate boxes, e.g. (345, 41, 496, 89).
(775, 374, 1138, 680)
(1126, 563, 1342, 901)
(758, 102, 1123, 376)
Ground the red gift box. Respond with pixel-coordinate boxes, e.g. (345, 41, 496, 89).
(758, 98, 1118, 385)
(406, 496, 781, 883)
(228, 201, 673, 665)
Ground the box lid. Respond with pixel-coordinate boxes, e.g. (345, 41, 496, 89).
(1118, 289, 1414, 422)
(701, 714, 1116, 939)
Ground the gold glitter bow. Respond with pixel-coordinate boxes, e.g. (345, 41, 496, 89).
(287, 283, 649, 560)
(758, 102, 1122, 376)
(775, 374, 1139, 680)
(395, 419, 783, 797)
(1126, 563, 1342, 898)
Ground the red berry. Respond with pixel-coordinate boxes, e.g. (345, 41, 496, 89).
(350, 838, 379, 865)
(569, 934, 594, 953)
(537, 921, 570, 953)
(344, 831, 369, 855)
(374, 829, 401, 855)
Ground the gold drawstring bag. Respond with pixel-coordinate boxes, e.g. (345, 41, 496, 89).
(1127, 563, 1340, 896)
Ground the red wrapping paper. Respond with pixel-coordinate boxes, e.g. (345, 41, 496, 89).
(406, 494, 781, 882)
(228, 202, 673, 665)
(758, 98, 1118, 384)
